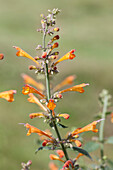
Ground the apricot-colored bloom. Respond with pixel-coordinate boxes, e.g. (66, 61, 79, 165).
(49, 162, 58, 170)
(110, 112, 113, 123)
(56, 150, 64, 158)
(58, 113, 70, 119)
(25, 123, 53, 139)
(28, 93, 47, 112)
(21, 73, 45, 91)
(53, 75, 76, 92)
(0, 90, 16, 102)
(74, 140, 82, 147)
(71, 119, 102, 137)
(59, 83, 89, 94)
(49, 154, 64, 162)
(62, 160, 74, 169)
(22, 84, 45, 98)
(47, 99, 56, 111)
(29, 112, 48, 119)
(54, 49, 76, 66)
(13, 46, 40, 66)
(74, 153, 83, 161)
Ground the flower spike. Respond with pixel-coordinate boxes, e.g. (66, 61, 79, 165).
(54, 49, 76, 66)
(0, 90, 16, 102)
(21, 73, 45, 91)
(22, 84, 45, 98)
(59, 83, 89, 94)
(13, 46, 40, 66)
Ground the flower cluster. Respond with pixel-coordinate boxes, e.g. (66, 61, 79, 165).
(13, 9, 102, 170)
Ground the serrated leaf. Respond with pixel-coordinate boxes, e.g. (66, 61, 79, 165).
(57, 123, 68, 128)
(105, 136, 113, 144)
(84, 141, 100, 152)
(72, 146, 92, 160)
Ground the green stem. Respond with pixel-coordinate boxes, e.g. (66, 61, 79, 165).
(43, 28, 69, 161)
(99, 95, 109, 164)
(45, 62, 69, 161)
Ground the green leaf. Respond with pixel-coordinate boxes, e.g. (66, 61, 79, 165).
(108, 159, 113, 168)
(106, 136, 113, 144)
(74, 165, 79, 170)
(84, 141, 100, 152)
(57, 123, 68, 128)
(35, 146, 44, 154)
(72, 146, 92, 160)
(106, 111, 112, 116)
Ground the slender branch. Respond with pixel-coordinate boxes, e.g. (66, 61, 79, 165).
(99, 94, 109, 164)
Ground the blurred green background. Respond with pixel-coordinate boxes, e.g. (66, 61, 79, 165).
(0, 0, 113, 169)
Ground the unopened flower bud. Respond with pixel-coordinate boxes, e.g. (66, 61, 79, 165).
(26, 160, 32, 166)
(40, 14, 46, 19)
(52, 42, 59, 49)
(34, 56, 40, 60)
(36, 45, 42, 50)
(52, 35, 59, 41)
(37, 29, 43, 33)
(51, 52, 59, 55)
(29, 65, 37, 70)
(42, 52, 47, 59)
(0, 53, 4, 60)
(53, 27, 60, 32)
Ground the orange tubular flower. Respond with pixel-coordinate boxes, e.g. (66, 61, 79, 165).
(58, 113, 70, 119)
(54, 49, 76, 66)
(0, 90, 16, 102)
(59, 83, 89, 94)
(49, 154, 64, 163)
(29, 112, 48, 119)
(71, 119, 103, 137)
(28, 93, 47, 112)
(62, 160, 74, 169)
(56, 150, 64, 158)
(22, 84, 45, 98)
(21, 73, 45, 91)
(47, 99, 56, 111)
(49, 162, 58, 170)
(13, 46, 40, 66)
(53, 75, 76, 92)
(74, 153, 83, 161)
(25, 123, 53, 139)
